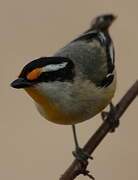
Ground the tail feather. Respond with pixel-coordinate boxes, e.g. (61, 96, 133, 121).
(89, 14, 116, 31)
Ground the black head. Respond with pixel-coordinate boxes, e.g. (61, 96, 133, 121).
(90, 14, 116, 31)
(11, 57, 75, 89)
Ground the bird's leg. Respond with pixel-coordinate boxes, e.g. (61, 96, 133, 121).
(101, 102, 120, 132)
(72, 124, 93, 166)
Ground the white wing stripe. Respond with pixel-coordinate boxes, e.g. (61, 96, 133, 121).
(42, 62, 68, 72)
(109, 42, 114, 64)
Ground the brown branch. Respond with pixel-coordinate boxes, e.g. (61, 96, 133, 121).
(60, 80, 138, 180)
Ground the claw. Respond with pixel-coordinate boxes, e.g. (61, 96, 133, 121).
(80, 169, 95, 180)
(72, 147, 93, 166)
(72, 147, 94, 179)
(101, 111, 109, 121)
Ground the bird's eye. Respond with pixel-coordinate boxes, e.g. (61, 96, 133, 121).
(27, 68, 42, 80)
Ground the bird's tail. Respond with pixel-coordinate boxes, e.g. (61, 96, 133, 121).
(89, 14, 116, 31)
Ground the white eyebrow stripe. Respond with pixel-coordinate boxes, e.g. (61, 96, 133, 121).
(41, 62, 68, 72)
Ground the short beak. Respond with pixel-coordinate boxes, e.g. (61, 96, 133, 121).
(11, 78, 32, 89)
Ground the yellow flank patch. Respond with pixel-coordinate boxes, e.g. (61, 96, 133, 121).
(27, 68, 42, 80)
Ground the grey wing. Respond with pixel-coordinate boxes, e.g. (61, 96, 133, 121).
(53, 39, 107, 85)
(53, 31, 115, 87)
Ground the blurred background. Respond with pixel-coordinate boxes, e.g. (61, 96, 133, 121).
(1, 0, 138, 179)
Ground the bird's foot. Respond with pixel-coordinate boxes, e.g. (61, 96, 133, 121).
(72, 147, 93, 166)
(101, 103, 119, 132)
(72, 147, 94, 179)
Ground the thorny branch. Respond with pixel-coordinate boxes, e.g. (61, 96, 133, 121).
(60, 80, 138, 180)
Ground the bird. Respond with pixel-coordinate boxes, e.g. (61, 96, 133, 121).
(11, 14, 117, 164)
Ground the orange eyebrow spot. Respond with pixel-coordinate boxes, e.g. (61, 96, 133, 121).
(27, 68, 42, 80)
